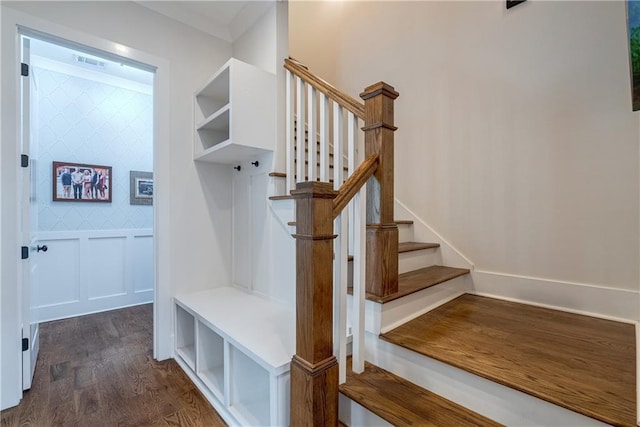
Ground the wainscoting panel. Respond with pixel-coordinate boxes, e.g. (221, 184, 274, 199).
(132, 235, 153, 294)
(37, 237, 81, 307)
(87, 236, 127, 300)
(37, 229, 153, 322)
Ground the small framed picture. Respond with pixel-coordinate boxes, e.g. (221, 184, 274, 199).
(52, 161, 112, 203)
(130, 170, 153, 205)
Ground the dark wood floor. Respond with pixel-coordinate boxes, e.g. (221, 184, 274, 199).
(381, 294, 637, 426)
(0, 304, 227, 427)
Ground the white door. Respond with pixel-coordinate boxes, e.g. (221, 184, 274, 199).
(20, 36, 40, 390)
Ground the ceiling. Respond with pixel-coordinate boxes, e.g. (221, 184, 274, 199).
(135, 1, 274, 43)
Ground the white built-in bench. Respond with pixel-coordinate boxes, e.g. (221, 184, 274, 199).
(174, 287, 294, 426)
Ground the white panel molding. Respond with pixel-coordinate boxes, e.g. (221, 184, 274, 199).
(472, 270, 639, 323)
(394, 199, 474, 270)
(37, 228, 152, 322)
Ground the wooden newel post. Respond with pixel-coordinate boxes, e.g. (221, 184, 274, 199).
(360, 82, 400, 298)
(290, 181, 339, 426)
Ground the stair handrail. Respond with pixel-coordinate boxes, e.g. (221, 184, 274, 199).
(288, 58, 399, 426)
(285, 57, 365, 120)
(333, 153, 378, 217)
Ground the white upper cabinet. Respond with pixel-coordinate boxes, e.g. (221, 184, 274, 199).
(194, 58, 276, 163)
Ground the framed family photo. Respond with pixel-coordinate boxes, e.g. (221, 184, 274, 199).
(52, 161, 112, 203)
(130, 170, 153, 205)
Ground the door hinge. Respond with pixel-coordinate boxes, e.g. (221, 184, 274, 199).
(21, 246, 29, 260)
(22, 338, 29, 352)
(21, 154, 29, 168)
(21, 63, 29, 77)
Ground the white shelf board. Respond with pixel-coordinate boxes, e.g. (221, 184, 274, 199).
(175, 287, 295, 372)
(176, 345, 196, 369)
(194, 141, 272, 164)
(197, 104, 230, 131)
(199, 367, 225, 399)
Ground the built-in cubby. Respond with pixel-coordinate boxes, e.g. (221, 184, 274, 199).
(193, 58, 276, 163)
(229, 346, 271, 425)
(175, 304, 195, 370)
(196, 320, 225, 400)
(174, 287, 294, 426)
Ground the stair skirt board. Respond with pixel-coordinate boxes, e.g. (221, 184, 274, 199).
(347, 275, 471, 336)
(363, 333, 609, 427)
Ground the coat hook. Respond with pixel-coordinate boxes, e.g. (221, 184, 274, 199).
(251, 161, 259, 167)
(233, 165, 241, 171)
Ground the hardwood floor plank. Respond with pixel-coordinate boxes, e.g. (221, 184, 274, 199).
(380, 294, 637, 426)
(0, 304, 227, 427)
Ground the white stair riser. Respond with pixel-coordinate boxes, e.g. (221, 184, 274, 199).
(364, 334, 608, 427)
(346, 275, 471, 336)
(338, 394, 391, 427)
(377, 275, 471, 334)
(398, 248, 442, 274)
(398, 224, 414, 242)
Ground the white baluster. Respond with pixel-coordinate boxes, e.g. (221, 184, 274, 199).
(296, 77, 305, 183)
(352, 186, 366, 374)
(319, 93, 330, 182)
(333, 105, 343, 190)
(285, 70, 294, 194)
(307, 85, 317, 182)
(334, 210, 349, 384)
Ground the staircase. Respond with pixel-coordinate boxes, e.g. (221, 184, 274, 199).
(273, 58, 637, 426)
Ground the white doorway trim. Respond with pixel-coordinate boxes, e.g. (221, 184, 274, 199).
(1, 6, 172, 410)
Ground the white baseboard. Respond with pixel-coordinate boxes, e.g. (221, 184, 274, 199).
(472, 270, 639, 323)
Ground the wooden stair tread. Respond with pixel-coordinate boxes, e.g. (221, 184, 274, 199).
(358, 265, 469, 304)
(398, 241, 439, 253)
(269, 195, 293, 200)
(395, 219, 413, 225)
(269, 172, 286, 178)
(284, 220, 413, 226)
(340, 359, 503, 427)
(380, 294, 637, 426)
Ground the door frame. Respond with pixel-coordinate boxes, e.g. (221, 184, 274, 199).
(1, 7, 173, 409)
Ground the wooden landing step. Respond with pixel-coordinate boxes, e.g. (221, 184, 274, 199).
(340, 358, 503, 426)
(353, 265, 469, 304)
(380, 294, 637, 426)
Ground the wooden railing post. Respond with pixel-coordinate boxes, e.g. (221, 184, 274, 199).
(290, 181, 339, 426)
(360, 82, 400, 297)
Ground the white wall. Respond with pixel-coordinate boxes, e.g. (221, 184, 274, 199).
(290, 1, 640, 318)
(233, 4, 277, 74)
(1, 1, 232, 409)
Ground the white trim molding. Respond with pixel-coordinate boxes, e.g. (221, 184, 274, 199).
(472, 270, 639, 323)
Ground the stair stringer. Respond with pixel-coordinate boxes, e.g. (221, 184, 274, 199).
(362, 333, 609, 427)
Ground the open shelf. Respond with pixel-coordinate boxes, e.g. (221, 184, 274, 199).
(197, 320, 225, 400)
(193, 58, 275, 164)
(230, 346, 271, 426)
(195, 66, 229, 120)
(175, 304, 195, 370)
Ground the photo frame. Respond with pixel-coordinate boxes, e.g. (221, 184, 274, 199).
(628, 0, 640, 110)
(52, 161, 112, 203)
(130, 170, 153, 205)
